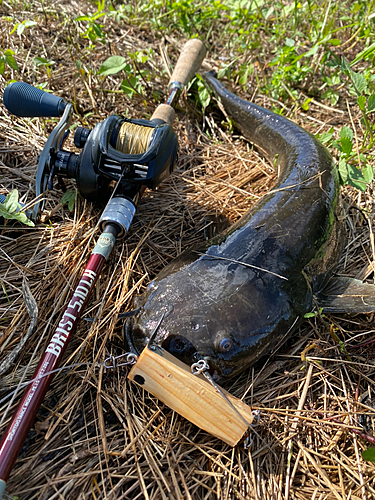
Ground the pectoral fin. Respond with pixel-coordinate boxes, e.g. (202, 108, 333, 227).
(316, 277, 375, 314)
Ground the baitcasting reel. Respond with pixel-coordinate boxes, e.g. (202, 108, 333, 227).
(3, 82, 179, 233)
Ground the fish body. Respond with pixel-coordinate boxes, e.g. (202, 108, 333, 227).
(126, 73, 343, 381)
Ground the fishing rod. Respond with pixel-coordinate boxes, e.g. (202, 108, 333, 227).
(0, 38, 206, 498)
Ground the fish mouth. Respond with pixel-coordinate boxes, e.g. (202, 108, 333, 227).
(160, 335, 226, 382)
(125, 315, 227, 382)
(125, 317, 212, 373)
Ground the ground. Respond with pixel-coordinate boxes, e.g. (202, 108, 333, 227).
(0, 1, 375, 499)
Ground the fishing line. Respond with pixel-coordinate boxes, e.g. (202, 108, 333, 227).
(191, 359, 253, 435)
(0, 175, 126, 427)
(0, 363, 93, 407)
(116, 121, 155, 155)
(0, 353, 137, 408)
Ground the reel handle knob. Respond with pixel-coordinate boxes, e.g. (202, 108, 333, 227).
(3, 82, 67, 117)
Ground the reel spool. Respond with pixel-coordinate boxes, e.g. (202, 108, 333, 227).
(3, 82, 179, 222)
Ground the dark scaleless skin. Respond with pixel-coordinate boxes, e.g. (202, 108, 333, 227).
(125, 73, 342, 382)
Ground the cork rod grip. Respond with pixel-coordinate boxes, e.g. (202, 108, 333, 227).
(151, 104, 175, 126)
(151, 39, 206, 125)
(169, 38, 206, 87)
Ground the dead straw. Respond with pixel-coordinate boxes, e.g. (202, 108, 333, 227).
(0, 2, 375, 499)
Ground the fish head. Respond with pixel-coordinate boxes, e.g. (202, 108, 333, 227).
(125, 259, 301, 382)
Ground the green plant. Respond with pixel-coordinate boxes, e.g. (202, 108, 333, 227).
(0, 49, 18, 74)
(320, 73, 340, 106)
(0, 190, 34, 227)
(334, 127, 374, 191)
(318, 126, 374, 192)
(98, 55, 129, 76)
(97, 52, 151, 99)
(362, 448, 375, 463)
(304, 308, 324, 319)
(10, 19, 37, 37)
(60, 190, 76, 211)
(341, 58, 375, 145)
(193, 75, 210, 111)
(267, 38, 313, 101)
(33, 56, 55, 81)
(75, 0, 106, 43)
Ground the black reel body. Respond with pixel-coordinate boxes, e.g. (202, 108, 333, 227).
(3, 82, 179, 221)
(46, 114, 178, 214)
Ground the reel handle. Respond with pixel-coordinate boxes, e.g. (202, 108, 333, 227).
(3, 82, 67, 117)
(169, 38, 206, 88)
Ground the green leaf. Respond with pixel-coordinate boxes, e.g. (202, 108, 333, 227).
(341, 57, 352, 74)
(12, 211, 34, 226)
(217, 67, 228, 79)
(340, 136, 353, 155)
(367, 94, 375, 112)
(9, 23, 19, 35)
(340, 127, 354, 140)
(0, 190, 34, 226)
(303, 44, 319, 58)
(92, 23, 103, 37)
(304, 311, 318, 318)
(347, 163, 367, 191)
(0, 57, 4, 74)
(17, 23, 25, 36)
(34, 57, 55, 67)
(75, 15, 90, 21)
(3, 189, 19, 212)
(362, 448, 375, 463)
(92, 12, 106, 22)
(4, 50, 18, 70)
(197, 80, 210, 110)
(301, 98, 312, 111)
(338, 157, 348, 184)
(23, 20, 37, 28)
(319, 129, 334, 145)
(351, 42, 375, 66)
(238, 68, 250, 86)
(362, 163, 374, 184)
(121, 78, 135, 98)
(330, 93, 339, 106)
(98, 56, 128, 76)
(357, 95, 366, 111)
(60, 189, 76, 211)
(351, 71, 368, 96)
(0, 205, 9, 218)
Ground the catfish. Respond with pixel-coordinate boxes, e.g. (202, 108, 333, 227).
(125, 72, 375, 382)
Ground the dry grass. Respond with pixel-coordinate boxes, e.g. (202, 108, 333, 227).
(1, 1, 375, 499)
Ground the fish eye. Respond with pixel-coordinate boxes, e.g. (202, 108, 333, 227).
(218, 338, 233, 352)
